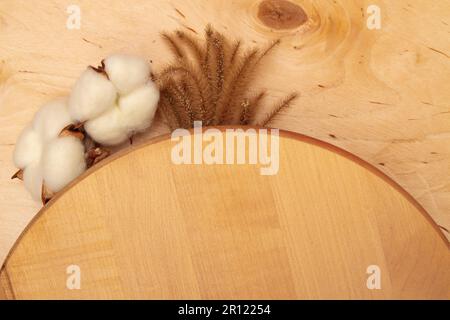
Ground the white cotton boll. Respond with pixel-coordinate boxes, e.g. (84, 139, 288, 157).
(104, 54, 151, 95)
(13, 126, 43, 169)
(119, 81, 160, 133)
(23, 163, 44, 201)
(42, 136, 86, 193)
(68, 68, 117, 122)
(32, 99, 73, 142)
(84, 107, 128, 146)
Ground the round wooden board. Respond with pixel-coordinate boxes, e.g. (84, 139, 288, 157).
(1, 129, 448, 299)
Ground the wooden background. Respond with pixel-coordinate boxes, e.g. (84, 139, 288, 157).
(0, 0, 449, 268)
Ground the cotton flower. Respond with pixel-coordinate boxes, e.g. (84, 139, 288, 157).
(83, 107, 125, 146)
(68, 67, 117, 122)
(32, 99, 74, 142)
(68, 54, 160, 146)
(84, 81, 159, 145)
(22, 163, 44, 202)
(13, 126, 43, 170)
(13, 53, 160, 203)
(41, 136, 86, 193)
(104, 54, 150, 95)
(13, 100, 86, 201)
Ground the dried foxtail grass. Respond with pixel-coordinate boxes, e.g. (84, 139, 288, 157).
(157, 25, 298, 130)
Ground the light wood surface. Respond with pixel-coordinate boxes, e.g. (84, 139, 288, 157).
(1, 130, 448, 299)
(0, 0, 449, 270)
(0, 268, 13, 300)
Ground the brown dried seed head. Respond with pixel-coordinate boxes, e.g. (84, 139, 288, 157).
(260, 92, 298, 126)
(158, 24, 298, 129)
(161, 32, 184, 59)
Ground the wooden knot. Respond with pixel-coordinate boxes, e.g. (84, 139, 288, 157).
(257, 0, 307, 30)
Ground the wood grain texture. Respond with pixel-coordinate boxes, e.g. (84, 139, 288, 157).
(0, 0, 449, 270)
(0, 268, 14, 300)
(1, 130, 449, 299)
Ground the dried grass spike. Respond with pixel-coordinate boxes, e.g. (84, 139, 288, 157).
(167, 80, 194, 128)
(161, 32, 184, 59)
(159, 88, 183, 130)
(213, 32, 227, 92)
(159, 64, 210, 121)
(230, 40, 241, 64)
(158, 97, 180, 131)
(203, 25, 214, 71)
(176, 30, 204, 64)
(158, 25, 297, 130)
(260, 93, 298, 126)
(216, 48, 259, 124)
(257, 39, 281, 62)
(244, 91, 266, 125)
(239, 99, 251, 125)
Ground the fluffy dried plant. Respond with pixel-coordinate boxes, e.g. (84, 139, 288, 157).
(156, 25, 298, 130)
